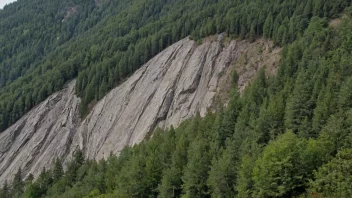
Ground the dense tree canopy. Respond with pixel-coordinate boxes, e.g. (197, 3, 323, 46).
(0, 0, 350, 131)
(2, 7, 352, 196)
(1, 0, 352, 197)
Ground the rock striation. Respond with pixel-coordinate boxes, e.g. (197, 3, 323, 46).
(0, 37, 280, 183)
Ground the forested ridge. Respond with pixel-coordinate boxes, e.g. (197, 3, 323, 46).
(1, 3, 352, 197)
(0, 0, 349, 131)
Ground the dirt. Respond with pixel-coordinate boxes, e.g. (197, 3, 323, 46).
(215, 38, 281, 108)
(329, 18, 342, 29)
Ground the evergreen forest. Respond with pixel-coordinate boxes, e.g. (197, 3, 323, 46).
(1, 0, 352, 197)
(0, 0, 349, 131)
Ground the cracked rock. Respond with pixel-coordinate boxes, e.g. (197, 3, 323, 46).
(0, 37, 280, 184)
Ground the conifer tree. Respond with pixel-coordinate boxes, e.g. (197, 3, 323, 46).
(53, 158, 64, 182)
(11, 168, 24, 197)
(285, 70, 314, 134)
(207, 140, 237, 197)
(263, 13, 274, 38)
(0, 181, 9, 198)
(182, 138, 211, 197)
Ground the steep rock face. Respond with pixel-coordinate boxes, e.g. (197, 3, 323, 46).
(0, 82, 80, 182)
(0, 38, 280, 183)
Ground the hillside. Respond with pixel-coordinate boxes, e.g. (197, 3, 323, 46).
(0, 37, 280, 187)
(0, 0, 348, 132)
(1, 0, 352, 198)
(3, 12, 352, 197)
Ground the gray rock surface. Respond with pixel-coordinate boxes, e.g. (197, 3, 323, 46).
(0, 37, 280, 183)
(0, 81, 80, 182)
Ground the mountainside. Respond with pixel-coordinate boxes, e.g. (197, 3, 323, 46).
(0, 0, 348, 132)
(2, 0, 352, 197)
(20, 15, 352, 198)
(0, 37, 280, 184)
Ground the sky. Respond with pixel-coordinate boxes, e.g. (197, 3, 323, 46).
(0, 0, 17, 9)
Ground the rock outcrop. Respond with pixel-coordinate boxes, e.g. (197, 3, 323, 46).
(0, 81, 80, 183)
(0, 37, 280, 183)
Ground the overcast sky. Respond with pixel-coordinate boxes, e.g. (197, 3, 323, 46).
(0, 0, 17, 9)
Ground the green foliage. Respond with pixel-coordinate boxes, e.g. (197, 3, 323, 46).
(236, 143, 262, 198)
(181, 138, 211, 197)
(0, 0, 349, 132)
(310, 149, 352, 198)
(0, 181, 9, 198)
(252, 131, 332, 197)
(2, 1, 352, 198)
(52, 158, 64, 182)
(207, 140, 237, 197)
(11, 168, 24, 197)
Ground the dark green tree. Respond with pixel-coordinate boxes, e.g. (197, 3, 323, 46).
(181, 138, 211, 197)
(0, 181, 9, 198)
(263, 13, 273, 38)
(52, 158, 64, 182)
(11, 168, 24, 197)
(310, 149, 352, 197)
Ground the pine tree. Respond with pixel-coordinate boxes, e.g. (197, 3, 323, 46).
(207, 140, 237, 197)
(53, 158, 64, 182)
(158, 127, 190, 197)
(285, 70, 314, 134)
(24, 174, 42, 198)
(144, 141, 163, 197)
(218, 88, 241, 146)
(0, 181, 9, 198)
(313, 0, 323, 17)
(263, 13, 273, 38)
(158, 166, 182, 198)
(338, 76, 352, 109)
(249, 21, 256, 42)
(37, 167, 53, 195)
(181, 138, 210, 197)
(25, 174, 34, 184)
(321, 115, 349, 153)
(304, 0, 313, 17)
(12, 168, 24, 195)
(115, 147, 148, 197)
(63, 149, 85, 186)
(236, 143, 262, 198)
(74, 149, 85, 167)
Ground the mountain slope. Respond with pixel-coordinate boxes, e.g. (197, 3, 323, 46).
(10, 14, 352, 198)
(0, 37, 280, 184)
(0, 0, 348, 132)
(0, 0, 351, 197)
